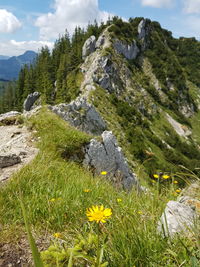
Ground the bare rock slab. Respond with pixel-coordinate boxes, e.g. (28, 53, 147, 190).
(0, 124, 38, 183)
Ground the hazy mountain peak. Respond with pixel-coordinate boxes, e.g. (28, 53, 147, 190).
(0, 50, 37, 80)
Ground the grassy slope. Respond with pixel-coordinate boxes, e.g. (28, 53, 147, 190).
(0, 108, 199, 266)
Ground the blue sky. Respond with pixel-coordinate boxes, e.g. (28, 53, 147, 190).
(0, 0, 200, 56)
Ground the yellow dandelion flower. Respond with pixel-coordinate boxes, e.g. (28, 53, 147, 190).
(54, 232, 62, 238)
(117, 198, 122, 203)
(101, 171, 107, 175)
(83, 189, 91, 193)
(153, 174, 159, 179)
(173, 180, 178, 184)
(50, 198, 56, 202)
(162, 175, 170, 179)
(86, 205, 112, 223)
(176, 189, 181, 193)
(138, 211, 143, 215)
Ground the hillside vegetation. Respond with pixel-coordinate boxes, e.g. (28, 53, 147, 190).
(0, 17, 200, 266)
(0, 17, 200, 178)
(0, 108, 199, 266)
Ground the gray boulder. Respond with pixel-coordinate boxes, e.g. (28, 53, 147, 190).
(82, 35, 96, 59)
(83, 131, 139, 190)
(23, 92, 40, 111)
(49, 97, 106, 135)
(0, 153, 21, 168)
(158, 200, 196, 237)
(113, 40, 139, 60)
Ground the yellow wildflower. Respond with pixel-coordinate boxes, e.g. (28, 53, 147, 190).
(138, 211, 143, 215)
(50, 198, 56, 202)
(101, 171, 107, 175)
(117, 198, 122, 203)
(54, 232, 62, 238)
(173, 180, 178, 184)
(153, 174, 159, 179)
(176, 189, 181, 193)
(86, 205, 112, 223)
(84, 189, 91, 193)
(162, 175, 170, 179)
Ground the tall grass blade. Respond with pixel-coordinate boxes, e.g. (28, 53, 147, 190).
(19, 199, 44, 267)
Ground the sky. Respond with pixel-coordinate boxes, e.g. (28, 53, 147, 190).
(0, 0, 200, 56)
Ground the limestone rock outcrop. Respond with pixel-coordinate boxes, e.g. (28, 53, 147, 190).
(113, 39, 139, 60)
(83, 131, 139, 190)
(23, 92, 40, 111)
(95, 34, 106, 49)
(158, 200, 196, 237)
(49, 97, 106, 135)
(82, 35, 96, 59)
(158, 182, 200, 237)
(138, 19, 151, 50)
(138, 19, 150, 40)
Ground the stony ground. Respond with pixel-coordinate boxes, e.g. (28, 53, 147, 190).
(0, 124, 38, 183)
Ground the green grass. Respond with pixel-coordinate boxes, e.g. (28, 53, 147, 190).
(0, 108, 199, 266)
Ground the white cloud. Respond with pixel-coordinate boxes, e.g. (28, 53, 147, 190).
(0, 9, 22, 33)
(183, 0, 200, 14)
(141, 0, 173, 8)
(35, 0, 113, 40)
(181, 15, 200, 38)
(0, 40, 54, 56)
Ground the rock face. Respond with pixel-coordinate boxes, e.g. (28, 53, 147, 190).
(113, 39, 139, 60)
(0, 153, 21, 168)
(95, 34, 106, 49)
(138, 19, 151, 50)
(82, 35, 96, 59)
(83, 131, 139, 190)
(23, 92, 40, 111)
(138, 19, 150, 40)
(49, 97, 106, 135)
(158, 201, 196, 237)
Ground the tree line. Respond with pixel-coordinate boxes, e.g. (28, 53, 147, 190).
(0, 21, 109, 113)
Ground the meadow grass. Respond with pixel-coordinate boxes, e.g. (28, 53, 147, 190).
(0, 108, 199, 266)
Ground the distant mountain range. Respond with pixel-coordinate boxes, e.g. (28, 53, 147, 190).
(0, 51, 37, 80)
(0, 55, 10, 60)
